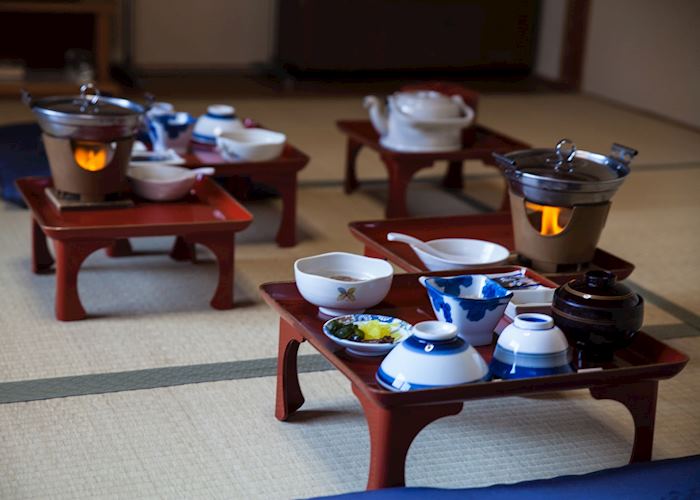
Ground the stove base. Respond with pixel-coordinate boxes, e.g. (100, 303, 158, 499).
(45, 187, 134, 211)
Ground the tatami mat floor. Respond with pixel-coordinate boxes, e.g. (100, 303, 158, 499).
(0, 91, 699, 499)
(2, 336, 699, 499)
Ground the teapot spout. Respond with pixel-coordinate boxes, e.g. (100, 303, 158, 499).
(363, 95, 388, 136)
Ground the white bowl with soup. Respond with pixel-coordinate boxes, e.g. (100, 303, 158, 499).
(294, 252, 394, 316)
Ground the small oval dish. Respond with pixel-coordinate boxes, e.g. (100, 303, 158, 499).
(412, 238, 510, 271)
(216, 128, 286, 162)
(295, 252, 393, 316)
(323, 314, 412, 357)
(377, 321, 488, 391)
(419, 274, 512, 346)
(489, 313, 574, 380)
(127, 164, 214, 201)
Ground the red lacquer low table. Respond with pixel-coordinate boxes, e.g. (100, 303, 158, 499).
(349, 212, 635, 285)
(260, 267, 688, 490)
(18, 176, 253, 321)
(182, 139, 309, 247)
(336, 120, 529, 218)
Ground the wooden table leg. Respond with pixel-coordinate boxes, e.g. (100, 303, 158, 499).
(273, 174, 298, 247)
(186, 232, 235, 310)
(353, 384, 463, 490)
(441, 160, 463, 189)
(105, 239, 133, 257)
(382, 156, 432, 218)
(170, 236, 196, 262)
(53, 239, 112, 321)
(276, 318, 307, 421)
(246, 172, 299, 247)
(590, 381, 658, 463)
(344, 137, 363, 194)
(32, 218, 54, 274)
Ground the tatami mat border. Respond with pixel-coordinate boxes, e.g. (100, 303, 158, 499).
(1, 323, 697, 405)
(0, 355, 332, 405)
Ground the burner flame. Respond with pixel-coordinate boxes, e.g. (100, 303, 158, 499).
(525, 202, 566, 235)
(73, 143, 110, 172)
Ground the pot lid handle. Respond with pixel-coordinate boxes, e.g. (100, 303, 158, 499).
(79, 82, 101, 112)
(553, 138, 577, 171)
(610, 143, 638, 165)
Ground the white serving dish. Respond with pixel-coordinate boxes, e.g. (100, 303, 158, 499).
(377, 321, 488, 391)
(504, 287, 555, 320)
(216, 128, 286, 162)
(419, 274, 512, 346)
(130, 148, 185, 166)
(322, 314, 412, 357)
(192, 104, 242, 145)
(411, 238, 510, 271)
(294, 252, 393, 316)
(127, 164, 214, 201)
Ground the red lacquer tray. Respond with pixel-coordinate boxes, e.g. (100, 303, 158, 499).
(18, 176, 253, 240)
(260, 266, 688, 490)
(349, 212, 635, 285)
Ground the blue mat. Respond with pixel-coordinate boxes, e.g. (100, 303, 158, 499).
(0, 123, 50, 207)
(313, 455, 700, 500)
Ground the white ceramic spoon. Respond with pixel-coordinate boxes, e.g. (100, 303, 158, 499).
(181, 167, 215, 179)
(386, 232, 466, 262)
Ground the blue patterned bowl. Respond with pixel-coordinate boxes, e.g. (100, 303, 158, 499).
(377, 320, 489, 391)
(489, 313, 574, 379)
(419, 274, 512, 346)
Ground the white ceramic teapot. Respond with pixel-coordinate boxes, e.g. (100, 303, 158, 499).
(364, 91, 475, 152)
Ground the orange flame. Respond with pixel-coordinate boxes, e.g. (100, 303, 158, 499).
(525, 202, 565, 236)
(73, 143, 109, 171)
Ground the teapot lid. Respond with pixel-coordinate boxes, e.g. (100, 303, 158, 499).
(394, 90, 460, 110)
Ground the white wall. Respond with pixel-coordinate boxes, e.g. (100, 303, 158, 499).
(534, 0, 568, 81)
(132, 0, 274, 70)
(582, 0, 700, 129)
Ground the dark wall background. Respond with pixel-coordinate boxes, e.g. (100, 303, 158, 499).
(276, 0, 538, 74)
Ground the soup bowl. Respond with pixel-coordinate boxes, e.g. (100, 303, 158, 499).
(294, 252, 393, 316)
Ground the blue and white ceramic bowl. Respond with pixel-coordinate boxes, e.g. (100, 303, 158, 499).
(377, 321, 488, 391)
(153, 112, 196, 153)
(489, 313, 574, 379)
(419, 275, 512, 346)
(192, 104, 243, 145)
(323, 314, 411, 357)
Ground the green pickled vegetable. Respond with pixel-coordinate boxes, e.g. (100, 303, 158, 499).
(328, 320, 364, 341)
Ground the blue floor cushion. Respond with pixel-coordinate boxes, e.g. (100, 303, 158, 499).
(313, 455, 700, 500)
(0, 123, 50, 207)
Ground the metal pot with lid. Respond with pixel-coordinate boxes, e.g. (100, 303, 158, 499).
(493, 139, 637, 206)
(22, 83, 146, 142)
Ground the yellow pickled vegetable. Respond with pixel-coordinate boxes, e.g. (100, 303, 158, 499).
(358, 320, 400, 341)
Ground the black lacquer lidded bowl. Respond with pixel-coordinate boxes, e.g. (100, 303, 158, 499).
(551, 270, 644, 360)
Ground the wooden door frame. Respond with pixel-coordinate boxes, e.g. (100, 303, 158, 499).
(559, 0, 591, 90)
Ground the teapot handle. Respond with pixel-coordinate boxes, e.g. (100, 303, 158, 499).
(395, 101, 476, 128)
